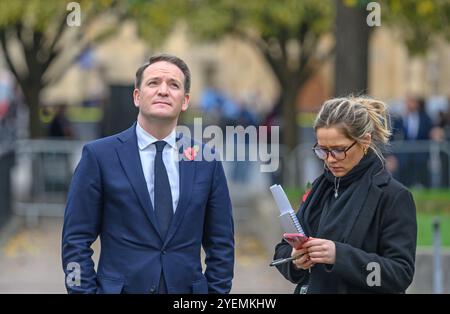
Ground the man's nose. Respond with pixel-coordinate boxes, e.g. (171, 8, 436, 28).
(157, 82, 168, 95)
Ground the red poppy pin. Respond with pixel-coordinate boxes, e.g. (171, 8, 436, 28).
(183, 145, 200, 161)
(301, 182, 312, 203)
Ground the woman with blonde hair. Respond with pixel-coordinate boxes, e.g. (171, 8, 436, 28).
(273, 96, 417, 293)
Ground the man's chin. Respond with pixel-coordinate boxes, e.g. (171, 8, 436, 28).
(143, 111, 178, 121)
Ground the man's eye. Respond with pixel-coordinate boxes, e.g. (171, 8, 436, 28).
(171, 83, 180, 88)
(148, 81, 157, 86)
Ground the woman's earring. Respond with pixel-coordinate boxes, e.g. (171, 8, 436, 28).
(364, 147, 368, 155)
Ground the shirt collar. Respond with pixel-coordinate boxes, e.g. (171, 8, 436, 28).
(136, 121, 177, 151)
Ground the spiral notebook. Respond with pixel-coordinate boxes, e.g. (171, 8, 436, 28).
(270, 184, 306, 235)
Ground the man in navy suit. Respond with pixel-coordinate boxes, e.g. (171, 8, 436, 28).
(391, 96, 433, 187)
(61, 54, 234, 294)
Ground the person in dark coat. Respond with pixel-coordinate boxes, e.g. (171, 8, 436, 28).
(48, 104, 74, 138)
(392, 96, 433, 187)
(273, 96, 417, 294)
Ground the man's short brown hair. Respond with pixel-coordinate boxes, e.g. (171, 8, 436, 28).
(135, 53, 191, 93)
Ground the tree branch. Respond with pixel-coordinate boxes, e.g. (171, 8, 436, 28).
(233, 29, 287, 85)
(42, 43, 87, 86)
(0, 28, 35, 110)
(42, 8, 116, 85)
(14, 21, 43, 86)
(278, 31, 288, 69)
(41, 14, 69, 72)
(0, 29, 22, 84)
(261, 45, 288, 86)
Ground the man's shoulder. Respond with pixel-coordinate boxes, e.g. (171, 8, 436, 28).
(85, 125, 135, 152)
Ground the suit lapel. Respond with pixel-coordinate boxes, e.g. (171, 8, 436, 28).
(164, 134, 196, 246)
(115, 124, 162, 240)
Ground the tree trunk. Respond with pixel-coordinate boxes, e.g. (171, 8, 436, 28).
(334, 0, 370, 96)
(24, 87, 43, 139)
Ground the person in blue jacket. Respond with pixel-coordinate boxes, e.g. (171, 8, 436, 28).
(62, 54, 234, 294)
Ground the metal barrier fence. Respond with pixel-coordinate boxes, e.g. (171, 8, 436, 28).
(10, 138, 284, 223)
(284, 140, 450, 189)
(0, 144, 15, 228)
(390, 140, 450, 188)
(8, 138, 450, 224)
(12, 139, 85, 224)
(433, 218, 443, 294)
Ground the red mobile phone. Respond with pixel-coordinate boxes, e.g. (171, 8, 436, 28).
(283, 233, 309, 249)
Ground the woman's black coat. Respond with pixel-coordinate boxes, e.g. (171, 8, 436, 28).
(274, 169, 417, 293)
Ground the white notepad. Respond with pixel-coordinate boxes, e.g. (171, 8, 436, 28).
(270, 184, 306, 235)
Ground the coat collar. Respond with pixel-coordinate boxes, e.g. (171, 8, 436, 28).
(372, 168, 391, 187)
(116, 123, 162, 239)
(135, 122, 177, 151)
(300, 166, 391, 247)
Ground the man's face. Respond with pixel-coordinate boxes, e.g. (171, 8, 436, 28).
(133, 61, 189, 122)
(405, 96, 418, 113)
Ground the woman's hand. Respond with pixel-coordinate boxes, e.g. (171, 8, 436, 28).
(302, 238, 336, 265)
(291, 247, 314, 270)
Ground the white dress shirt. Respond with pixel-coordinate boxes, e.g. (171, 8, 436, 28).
(405, 112, 419, 140)
(136, 122, 180, 213)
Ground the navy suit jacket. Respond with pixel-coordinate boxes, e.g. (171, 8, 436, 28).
(61, 123, 234, 294)
(392, 110, 433, 141)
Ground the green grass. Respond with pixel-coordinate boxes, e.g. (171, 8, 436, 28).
(284, 187, 305, 210)
(285, 187, 450, 247)
(417, 213, 450, 247)
(410, 189, 450, 214)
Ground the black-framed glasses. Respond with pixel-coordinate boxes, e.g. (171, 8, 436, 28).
(312, 141, 357, 161)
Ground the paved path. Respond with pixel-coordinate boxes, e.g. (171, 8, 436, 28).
(0, 216, 294, 294)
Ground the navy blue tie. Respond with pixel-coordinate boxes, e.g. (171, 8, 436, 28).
(153, 141, 173, 239)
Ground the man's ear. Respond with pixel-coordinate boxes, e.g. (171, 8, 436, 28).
(133, 88, 140, 108)
(181, 94, 190, 112)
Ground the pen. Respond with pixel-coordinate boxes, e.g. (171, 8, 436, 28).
(269, 257, 314, 273)
(269, 255, 298, 267)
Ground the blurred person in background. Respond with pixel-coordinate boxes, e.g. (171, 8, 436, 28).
(47, 104, 74, 138)
(62, 54, 234, 294)
(273, 96, 417, 293)
(429, 97, 450, 187)
(262, 97, 283, 185)
(199, 62, 240, 129)
(0, 70, 15, 142)
(231, 95, 259, 184)
(390, 95, 433, 187)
